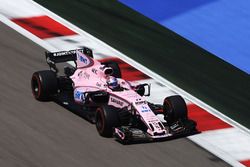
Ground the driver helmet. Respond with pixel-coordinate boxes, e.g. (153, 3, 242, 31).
(107, 76, 119, 89)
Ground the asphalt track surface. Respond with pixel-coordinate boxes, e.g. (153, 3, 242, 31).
(0, 23, 230, 167)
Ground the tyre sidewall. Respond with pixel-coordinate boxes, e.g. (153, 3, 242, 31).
(31, 70, 58, 101)
(163, 95, 188, 124)
(95, 105, 120, 137)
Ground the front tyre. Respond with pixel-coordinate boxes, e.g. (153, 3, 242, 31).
(95, 105, 120, 137)
(163, 95, 188, 124)
(31, 70, 58, 101)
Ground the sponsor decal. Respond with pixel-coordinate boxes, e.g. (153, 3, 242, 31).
(92, 68, 98, 74)
(79, 55, 88, 63)
(110, 97, 124, 107)
(77, 51, 91, 66)
(78, 71, 90, 79)
(53, 50, 82, 57)
(78, 71, 83, 77)
(141, 105, 150, 112)
(74, 91, 84, 100)
(83, 71, 90, 79)
(96, 82, 102, 87)
(135, 101, 147, 105)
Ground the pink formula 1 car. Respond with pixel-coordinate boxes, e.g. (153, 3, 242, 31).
(31, 48, 197, 143)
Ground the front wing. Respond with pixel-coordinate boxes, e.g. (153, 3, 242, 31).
(114, 119, 198, 144)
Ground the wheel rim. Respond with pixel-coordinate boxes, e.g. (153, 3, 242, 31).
(31, 75, 41, 98)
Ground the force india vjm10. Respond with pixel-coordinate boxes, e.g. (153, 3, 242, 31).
(31, 48, 197, 143)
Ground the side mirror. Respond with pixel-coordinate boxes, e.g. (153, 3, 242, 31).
(136, 83, 151, 96)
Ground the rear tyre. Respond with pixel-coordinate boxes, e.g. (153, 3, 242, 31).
(31, 70, 58, 101)
(102, 61, 121, 78)
(95, 105, 120, 137)
(163, 95, 188, 124)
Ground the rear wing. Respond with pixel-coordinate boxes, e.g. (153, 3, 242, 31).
(45, 47, 93, 72)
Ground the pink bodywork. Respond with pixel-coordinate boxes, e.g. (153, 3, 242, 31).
(70, 51, 169, 138)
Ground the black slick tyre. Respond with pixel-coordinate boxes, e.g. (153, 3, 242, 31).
(31, 70, 58, 101)
(163, 95, 188, 124)
(95, 105, 120, 137)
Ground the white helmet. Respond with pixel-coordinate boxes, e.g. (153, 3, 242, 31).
(107, 76, 119, 89)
